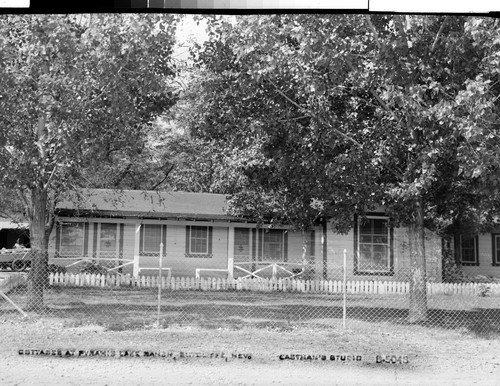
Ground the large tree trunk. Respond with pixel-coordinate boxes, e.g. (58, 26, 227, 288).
(26, 187, 49, 312)
(408, 196, 428, 323)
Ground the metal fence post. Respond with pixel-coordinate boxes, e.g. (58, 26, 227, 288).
(343, 249, 347, 329)
(157, 242, 163, 327)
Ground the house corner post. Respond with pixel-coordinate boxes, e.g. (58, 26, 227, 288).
(133, 222, 141, 277)
(227, 226, 235, 279)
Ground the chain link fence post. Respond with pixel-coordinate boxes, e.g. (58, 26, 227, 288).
(157, 242, 164, 328)
(343, 249, 347, 329)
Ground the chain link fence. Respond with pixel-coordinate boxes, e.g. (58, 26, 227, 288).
(1, 246, 499, 338)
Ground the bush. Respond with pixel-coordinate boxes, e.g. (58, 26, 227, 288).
(48, 264, 67, 274)
(79, 262, 108, 275)
(442, 248, 468, 283)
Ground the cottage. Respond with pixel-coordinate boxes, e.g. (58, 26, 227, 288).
(449, 232, 500, 280)
(48, 189, 443, 281)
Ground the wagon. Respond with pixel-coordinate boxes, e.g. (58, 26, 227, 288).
(0, 248, 32, 271)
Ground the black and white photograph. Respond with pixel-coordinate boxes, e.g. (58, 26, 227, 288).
(0, 8, 499, 385)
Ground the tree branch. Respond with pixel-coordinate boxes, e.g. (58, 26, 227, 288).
(16, 189, 31, 220)
(344, 55, 394, 114)
(365, 15, 383, 51)
(112, 163, 133, 188)
(266, 78, 362, 148)
(151, 163, 175, 191)
(369, 87, 392, 112)
(393, 15, 409, 49)
(43, 164, 59, 191)
(431, 17, 448, 53)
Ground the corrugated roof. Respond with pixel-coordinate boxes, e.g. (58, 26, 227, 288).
(55, 189, 241, 221)
(0, 218, 29, 230)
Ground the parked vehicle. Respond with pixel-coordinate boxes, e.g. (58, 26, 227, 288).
(0, 248, 31, 271)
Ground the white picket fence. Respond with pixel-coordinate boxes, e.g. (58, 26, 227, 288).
(48, 272, 500, 296)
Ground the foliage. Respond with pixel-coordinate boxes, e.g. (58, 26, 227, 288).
(47, 263, 67, 274)
(0, 14, 179, 227)
(189, 15, 500, 236)
(186, 15, 500, 321)
(79, 262, 108, 275)
(441, 247, 467, 283)
(0, 14, 180, 309)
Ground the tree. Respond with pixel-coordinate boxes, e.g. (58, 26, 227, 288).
(0, 14, 179, 310)
(189, 15, 500, 322)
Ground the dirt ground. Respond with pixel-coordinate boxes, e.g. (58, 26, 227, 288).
(1, 315, 499, 385)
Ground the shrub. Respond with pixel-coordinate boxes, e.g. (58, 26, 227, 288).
(48, 264, 67, 274)
(442, 248, 468, 283)
(477, 284, 491, 297)
(79, 262, 108, 275)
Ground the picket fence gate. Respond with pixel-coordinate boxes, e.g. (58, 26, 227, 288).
(48, 272, 500, 296)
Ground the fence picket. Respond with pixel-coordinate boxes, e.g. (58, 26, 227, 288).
(44, 273, 500, 298)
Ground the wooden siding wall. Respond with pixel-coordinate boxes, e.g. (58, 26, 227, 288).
(48, 222, 136, 270)
(286, 229, 319, 263)
(462, 233, 500, 278)
(48, 217, 443, 281)
(119, 224, 230, 278)
(320, 224, 442, 282)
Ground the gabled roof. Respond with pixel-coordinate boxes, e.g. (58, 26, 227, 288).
(55, 189, 241, 221)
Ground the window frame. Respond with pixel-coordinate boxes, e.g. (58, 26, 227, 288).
(234, 227, 251, 260)
(185, 225, 213, 258)
(261, 229, 285, 262)
(458, 234, 479, 266)
(354, 215, 394, 276)
(142, 224, 163, 254)
(97, 223, 119, 258)
(492, 234, 500, 267)
(57, 222, 86, 258)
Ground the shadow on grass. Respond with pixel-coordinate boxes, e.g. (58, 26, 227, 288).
(1, 286, 499, 337)
(24, 303, 500, 338)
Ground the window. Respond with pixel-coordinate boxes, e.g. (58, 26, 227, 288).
(142, 224, 162, 253)
(458, 235, 478, 266)
(190, 226, 208, 253)
(492, 234, 500, 266)
(99, 223, 117, 256)
(185, 226, 212, 257)
(234, 228, 250, 259)
(57, 222, 86, 257)
(355, 216, 393, 275)
(254, 229, 288, 262)
(262, 229, 284, 261)
(139, 224, 166, 256)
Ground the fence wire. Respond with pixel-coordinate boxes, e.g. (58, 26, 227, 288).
(0, 247, 499, 337)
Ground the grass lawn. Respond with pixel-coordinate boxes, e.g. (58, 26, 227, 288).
(1, 285, 500, 385)
(1, 285, 499, 337)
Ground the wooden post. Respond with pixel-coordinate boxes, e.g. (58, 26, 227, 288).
(227, 226, 235, 279)
(133, 223, 141, 277)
